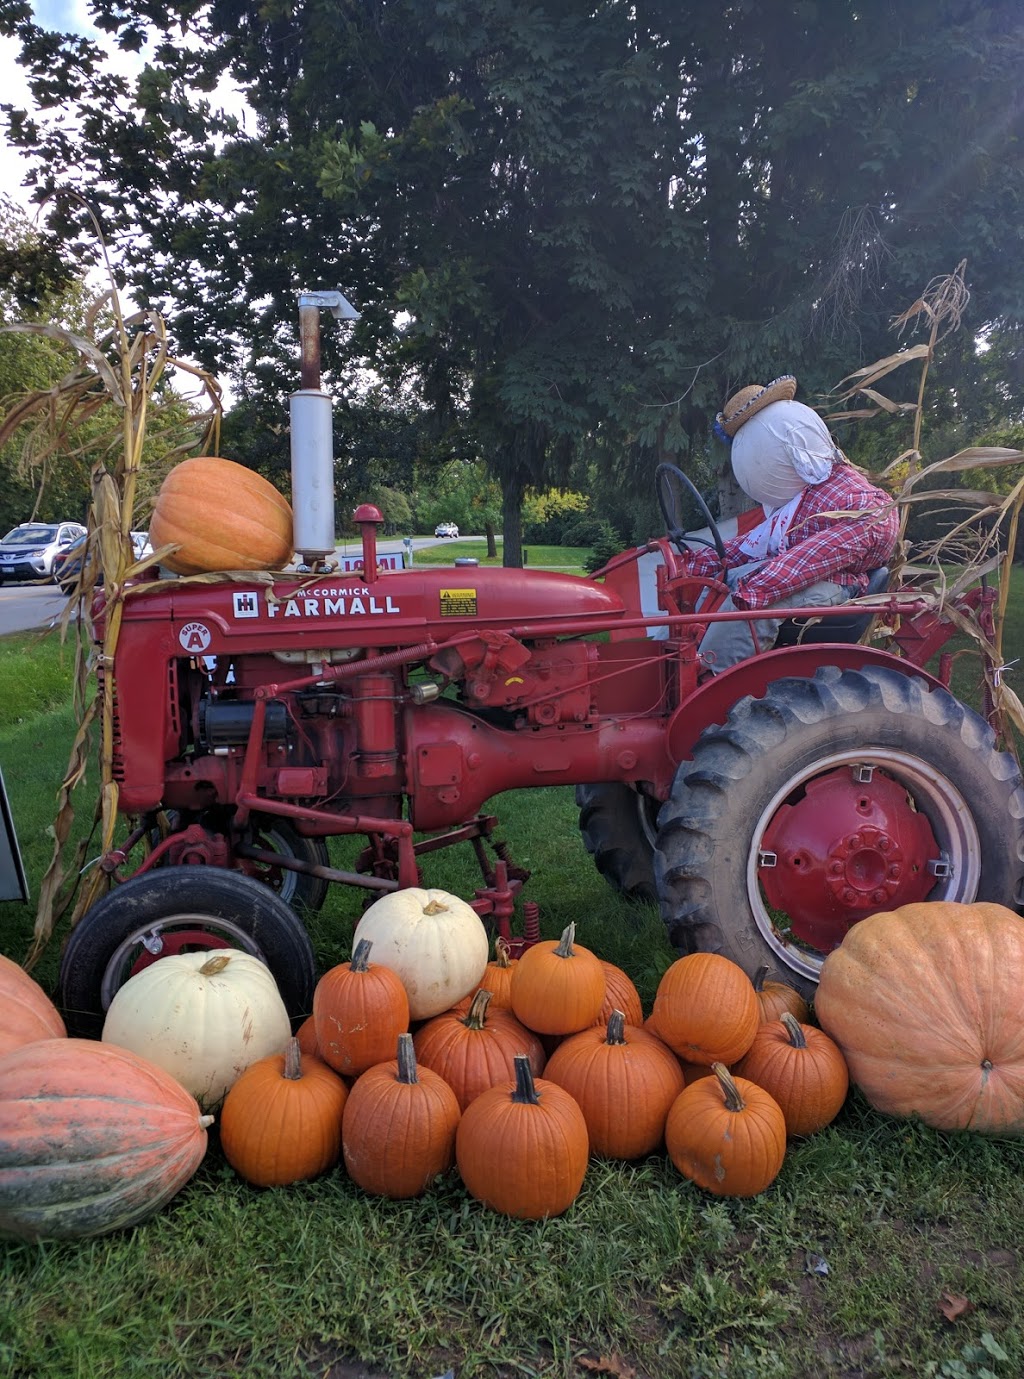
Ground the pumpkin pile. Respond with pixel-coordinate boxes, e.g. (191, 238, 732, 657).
(17, 895, 1024, 1236)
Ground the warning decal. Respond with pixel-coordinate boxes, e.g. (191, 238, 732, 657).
(439, 588, 478, 617)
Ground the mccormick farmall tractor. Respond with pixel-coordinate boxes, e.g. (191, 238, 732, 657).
(57, 293, 1024, 1034)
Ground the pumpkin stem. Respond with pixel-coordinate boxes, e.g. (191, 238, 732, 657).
(283, 1037, 303, 1080)
(712, 1062, 747, 1113)
(605, 1010, 626, 1045)
(350, 938, 373, 972)
(198, 1114, 215, 1129)
(553, 922, 577, 959)
(753, 965, 772, 993)
(423, 898, 450, 916)
(510, 1053, 542, 1105)
(395, 1032, 419, 1084)
(199, 953, 232, 976)
(462, 988, 493, 1029)
(494, 936, 512, 968)
(780, 1011, 808, 1048)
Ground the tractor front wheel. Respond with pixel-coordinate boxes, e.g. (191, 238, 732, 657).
(57, 867, 318, 1038)
(654, 665, 1024, 998)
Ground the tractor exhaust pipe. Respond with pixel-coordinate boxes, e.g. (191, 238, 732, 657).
(289, 290, 361, 567)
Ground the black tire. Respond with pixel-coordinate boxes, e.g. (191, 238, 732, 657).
(242, 818, 331, 912)
(654, 665, 1024, 998)
(57, 867, 318, 1038)
(576, 783, 660, 903)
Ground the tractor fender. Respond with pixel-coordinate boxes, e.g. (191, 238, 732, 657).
(666, 643, 948, 767)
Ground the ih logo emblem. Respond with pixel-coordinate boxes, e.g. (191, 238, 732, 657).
(233, 591, 260, 618)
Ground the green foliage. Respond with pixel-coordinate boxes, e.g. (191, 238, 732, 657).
(0, 199, 92, 530)
(4, 1, 1024, 561)
(522, 488, 591, 543)
(583, 518, 623, 572)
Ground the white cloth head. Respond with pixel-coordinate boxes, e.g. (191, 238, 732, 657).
(730, 399, 840, 509)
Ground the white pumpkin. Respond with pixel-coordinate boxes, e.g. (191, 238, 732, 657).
(351, 888, 489, 1020)
(101, 949, 291, 1111)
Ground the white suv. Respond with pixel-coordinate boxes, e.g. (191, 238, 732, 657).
(0, 522, 88, 583)
(434, 521, 459, 538)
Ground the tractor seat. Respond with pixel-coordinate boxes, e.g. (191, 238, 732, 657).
(774, 567, 890, 647)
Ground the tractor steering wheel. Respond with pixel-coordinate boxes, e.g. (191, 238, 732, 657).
(655, 463, 727, 561)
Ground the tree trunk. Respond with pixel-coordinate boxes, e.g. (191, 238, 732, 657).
(716, 460, 748, 520)
(484, 521, 497, 559)
(500, 472, 526, 567)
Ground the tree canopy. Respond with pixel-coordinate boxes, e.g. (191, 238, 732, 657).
(3, 0, 1024, 557)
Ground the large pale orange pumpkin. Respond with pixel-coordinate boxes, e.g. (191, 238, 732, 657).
(149, 456, 294, 575)
(815, 901, 1024, 1134)
(0, 954, 66, 1056)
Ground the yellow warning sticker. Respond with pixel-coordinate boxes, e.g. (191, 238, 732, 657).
(440, 587, 478, 617)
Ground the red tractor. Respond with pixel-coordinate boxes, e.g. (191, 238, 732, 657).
(56, 297, 1024, 1034)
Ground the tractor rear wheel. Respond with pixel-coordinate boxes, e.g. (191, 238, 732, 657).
(654, 665, 1024, 999)
(575, 783, 659, 903)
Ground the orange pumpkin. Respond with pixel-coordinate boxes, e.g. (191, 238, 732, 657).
(413, 988, 545, 1111)
(295, 1014, 323, 1061)
(0, 954, 66, 1056)
(341, 1033, 461, 1198)
(594, 960, 644, 1028)
(0, 1038, 211, 1240)
(665, 1063, 787, 1198)
(149, 456, 293, 575)
(815, 901, 1024, 1134)
(543, 1010, 686, 1159)
(456, 1055, 589, 1218)
(313, 938, 410, 1077)
(509, 922, 606, 1035)
(734, 1013, 849, 1138)
(643, 1011, 712, 1083)
(451, 937, 518, 1015)
(220, 1038, 349, 1186)
(752, 966, 811, 1026)
(652, 953, 759, 1066)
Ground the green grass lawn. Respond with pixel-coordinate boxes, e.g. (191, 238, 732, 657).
(2, 568, 1024, 1379)
(409, 538, 590, 571)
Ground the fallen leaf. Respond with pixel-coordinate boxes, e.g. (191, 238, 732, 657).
(579, 1354, 637, 1379)
(939, 1291, 975, 1322)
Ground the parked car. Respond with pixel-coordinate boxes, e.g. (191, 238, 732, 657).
(434, 521, 459, 538)
(52, 530, 153, 594)
(0, 521, 87, 584)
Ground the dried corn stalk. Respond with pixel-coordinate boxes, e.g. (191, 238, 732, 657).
(824, 261, 1024, 749)
(0, 233, 221, 966)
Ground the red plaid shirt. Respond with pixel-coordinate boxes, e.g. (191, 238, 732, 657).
(679, 462, 898, 611)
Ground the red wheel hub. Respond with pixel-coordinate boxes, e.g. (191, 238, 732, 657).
(759, 767, 941, 951)
(128, 929, 232, 976)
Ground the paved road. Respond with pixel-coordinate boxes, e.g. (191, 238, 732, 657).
(0, 536, 476, 637)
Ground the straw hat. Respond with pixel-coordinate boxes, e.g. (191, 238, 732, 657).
(716, 375, 797, 438)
